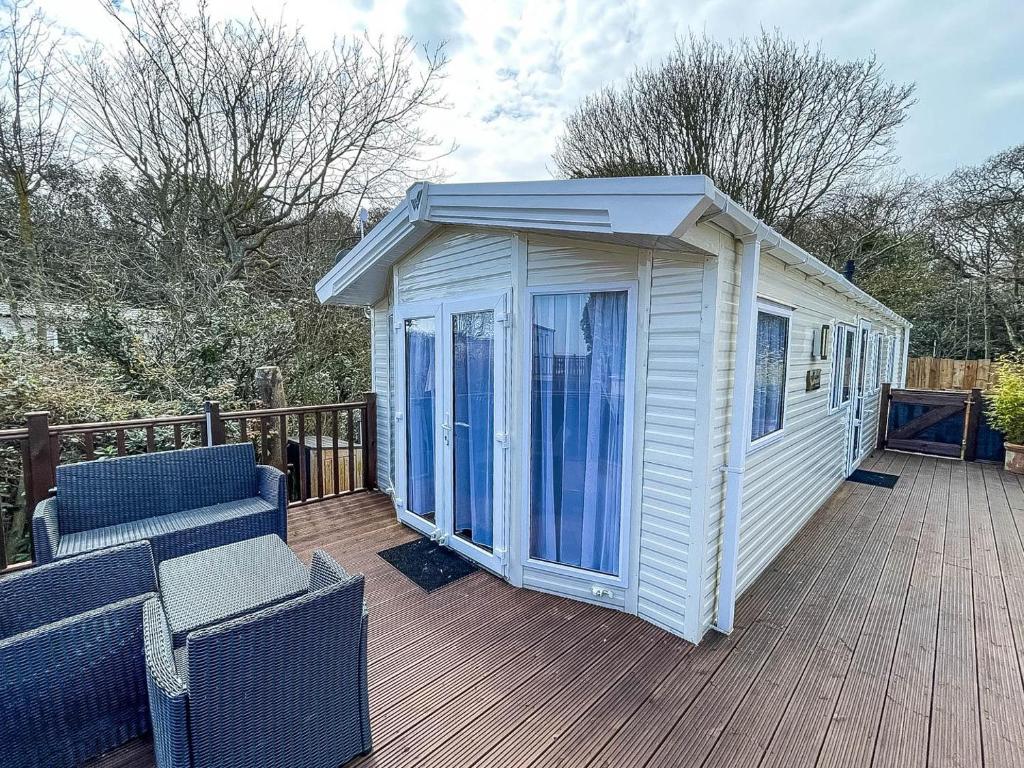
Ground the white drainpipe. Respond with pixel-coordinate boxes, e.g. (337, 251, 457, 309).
(715, 232, 761, 634)
(900, 326, 911, 387)
(711, 201, 785, 634)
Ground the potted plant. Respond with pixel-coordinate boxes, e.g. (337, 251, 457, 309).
(987, 353, 1024, 473)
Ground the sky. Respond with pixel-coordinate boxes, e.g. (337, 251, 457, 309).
(36, 0, 1024, 185)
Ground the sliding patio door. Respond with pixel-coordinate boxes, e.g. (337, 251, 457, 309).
(394, 295, 508, 573)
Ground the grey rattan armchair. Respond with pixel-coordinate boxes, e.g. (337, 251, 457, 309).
(0, 541, 158, 768)
(144, 550, 371, 768)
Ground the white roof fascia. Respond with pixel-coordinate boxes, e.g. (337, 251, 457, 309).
(316, 175, 909, 329)
(315, 186, 438, 306)
(419, 176, 714, 236)
(316, 177, 713, 306)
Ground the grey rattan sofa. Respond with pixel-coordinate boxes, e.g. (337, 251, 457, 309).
(143, 550, 371, 768)
(32, 443, 287, 565)
(0, 541, 158, 768)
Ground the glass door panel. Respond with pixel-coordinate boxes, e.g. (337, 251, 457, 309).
(451, 310, 495, 551)
(405, 318, 437, 522)
(395, 309, 441, 538)
(442, 295, 506, 573)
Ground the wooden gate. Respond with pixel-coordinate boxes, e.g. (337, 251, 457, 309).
(877, 385, 987, 459)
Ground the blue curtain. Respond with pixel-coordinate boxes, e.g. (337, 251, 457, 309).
(405, 321, 435, 518)
(751, 311, 788, 440)
(530, 291, 627, 575)
(453, 311, 494, 550)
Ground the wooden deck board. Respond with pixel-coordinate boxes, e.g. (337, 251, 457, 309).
(871, 459, 950, 768)
(968, 463, 1024, 767)
(702, 453, 906, 768)
(759, 453, 923, 768)
(930, 460, 984, 768)
(85, 452, 1020, 768)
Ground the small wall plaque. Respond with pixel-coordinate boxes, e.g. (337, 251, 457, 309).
(806, 368, 822, 391)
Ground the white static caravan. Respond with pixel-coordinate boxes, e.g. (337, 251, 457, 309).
(316, 176, 911, 644)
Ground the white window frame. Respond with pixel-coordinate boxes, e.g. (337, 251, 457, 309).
(748, 298, 793, 451)
(441, 292, 510, 574)
(519, 280, 638, 588)
(885, 335, 897, 384)
(830, 322, 856, 413)
(392, 300, 444, 540)
(867, 331, 883, 394)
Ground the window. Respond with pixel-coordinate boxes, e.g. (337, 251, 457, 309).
(830, 324, 856, 410)
(751, 304, 790, 442)
(856, 326, 870, 392)
(529, 289, 629, 576)
(870, 332, 883, 391)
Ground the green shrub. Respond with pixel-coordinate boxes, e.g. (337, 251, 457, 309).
(987, 354, 1024, 445)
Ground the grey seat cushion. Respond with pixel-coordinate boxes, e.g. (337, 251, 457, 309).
(57, 498, 277, 561)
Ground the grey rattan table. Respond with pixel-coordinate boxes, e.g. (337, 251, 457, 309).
(158, 534, 308, 646)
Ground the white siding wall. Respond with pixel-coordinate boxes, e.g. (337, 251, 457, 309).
(397, 227, 512, 303)
(527, 234, 639, 286)
(700, 235, 907, 633)
(371, 300, 393, 492)
(635, 252, 707, 638)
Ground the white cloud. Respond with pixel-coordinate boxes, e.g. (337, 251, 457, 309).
(986, 79, 1024, 107)
(33, 0, 1024, 184)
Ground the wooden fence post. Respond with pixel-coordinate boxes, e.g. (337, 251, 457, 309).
(204, 400, 226, 446)
(876, 384, 891, 450)
(963, 387, 983, 462)
(255, 366, 287, 469)
(25, 411, 56, 512)
(362, 392, 377, 490)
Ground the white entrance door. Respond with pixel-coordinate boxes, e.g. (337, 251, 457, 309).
(847, 319, 871, 474)
(393, 295, 508, 573)
(441, 295, 508, 573)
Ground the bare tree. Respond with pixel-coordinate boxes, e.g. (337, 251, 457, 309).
(70, 0, 446, 285)
(554, 31, 915, 236)
(929, 145, 1024, 355)
(0, 0, 71, 339)
(789, 176, 927, 272)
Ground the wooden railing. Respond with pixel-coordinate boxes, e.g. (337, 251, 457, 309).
(0, 394, 377, 572)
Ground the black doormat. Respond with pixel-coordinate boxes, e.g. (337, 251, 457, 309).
(378, 537, 478, 592)
(848, 469, 900, 488)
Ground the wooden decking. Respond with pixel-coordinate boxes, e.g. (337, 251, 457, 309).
(91, 450, 1024, 767)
